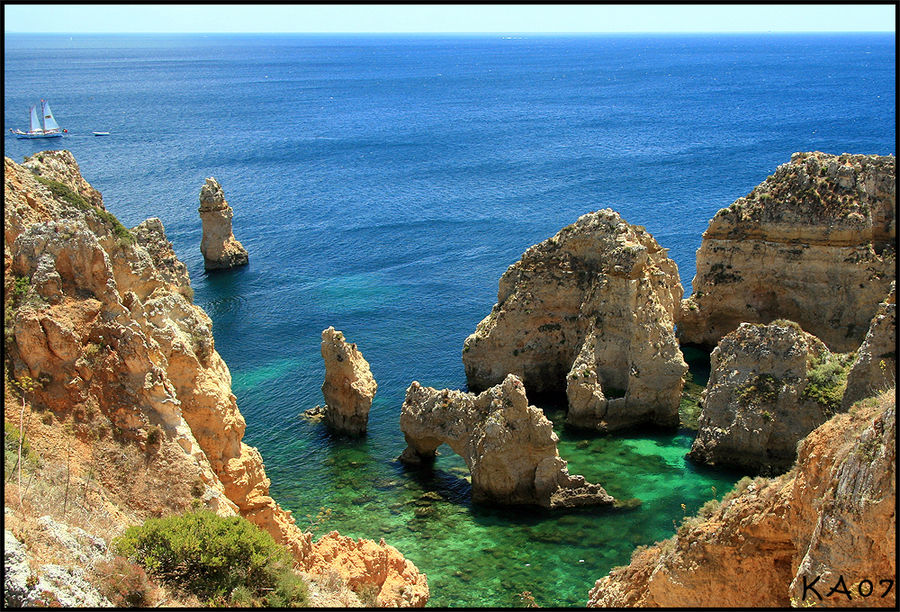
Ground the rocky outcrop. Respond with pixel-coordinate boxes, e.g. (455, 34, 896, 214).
(319, 327, 376, 436)
(588, 388, 895, 608)
(4, 153, 427, 607)
(462, 209, 687, 432)
(399, 374, 615, 509)
(678, 152, 896, 352)
(843, 283, 896, 408)
(198, 177, 249, 270)
(22, 149, 104, 209)
(688, 321, 851, 474)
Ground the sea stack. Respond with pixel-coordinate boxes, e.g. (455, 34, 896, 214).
(399, 374, 615, 509)
(687, 320, 850, 475)
(319, 327, 377, 436)
(462, 208, 687, 432)
(198, 177, 249, 270)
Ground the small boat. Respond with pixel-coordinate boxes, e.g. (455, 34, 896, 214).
(9, 100, 66, 139)
(93, 131, 110, 136)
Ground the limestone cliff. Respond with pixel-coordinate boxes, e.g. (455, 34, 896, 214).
(463, 209, 687, 432)
(678, 152, 896, 352)
(198, 177, 249, 270)
(844, 283, 896, 408)
(399, 374, 615, 509)
(588, 388, 895, 608)
(4, 152, 427, 607)
(319, 326, 376, 436)
(688, 321, 851, 474)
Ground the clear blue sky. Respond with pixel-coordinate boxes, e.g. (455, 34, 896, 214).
(4, 4, 897, 34)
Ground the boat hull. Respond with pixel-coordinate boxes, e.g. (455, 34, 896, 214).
(11, 130, 64, 139)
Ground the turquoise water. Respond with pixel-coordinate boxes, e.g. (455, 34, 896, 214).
(5, 33, 893, 607)
(242, 355, 742, 608)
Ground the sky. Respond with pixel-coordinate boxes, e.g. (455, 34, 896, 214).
(3, 4, 897, 34)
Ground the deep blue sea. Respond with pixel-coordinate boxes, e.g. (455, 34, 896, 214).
(4, 33, 895, 607)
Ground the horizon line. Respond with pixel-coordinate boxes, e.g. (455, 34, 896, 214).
(5, 30, 896, 35)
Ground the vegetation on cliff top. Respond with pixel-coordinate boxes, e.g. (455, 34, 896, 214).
(32, 174, 134, 245)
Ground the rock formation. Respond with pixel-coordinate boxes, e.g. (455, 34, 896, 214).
(678, 152, 896, 352)
(588, 388, 895, 608)
(198, 177, 249, 270)
(318, 326, 377, 436)
(687, 321, 853, 474)
(843, 283, 896, 408)
(4, 153, 428, 607)
(462, 209, 687, 432)
(399, 374, 615, 509)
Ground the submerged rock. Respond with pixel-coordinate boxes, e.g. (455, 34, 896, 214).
(320, 326, 376, 436)
(198, 177, 249, 270)
(688, 321, 850, 474)
(399, 374, 615, 509)
(678, 152, 896, 352)
(463, 208, 687, 432)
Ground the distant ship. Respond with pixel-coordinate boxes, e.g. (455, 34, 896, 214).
(9, 100, 66, 139)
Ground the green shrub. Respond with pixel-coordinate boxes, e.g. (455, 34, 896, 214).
(803, 351, 854, 414)
(113, 510, 300, 603)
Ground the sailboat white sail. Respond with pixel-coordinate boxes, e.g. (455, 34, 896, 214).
(41, 100, 61, 132)
(29, 105, 41, 132)
(10, 99, 66, 139)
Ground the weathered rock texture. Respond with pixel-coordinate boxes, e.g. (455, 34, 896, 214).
(399, 374, 615, 509)
(198, 177, 249, 270)
(320, 326, 377, 436)
(588, 388, 895, 608)
(688, 321, 849, 474)
(843, 283, 896, 409)
(678, 152, 896, 353)
(463, 209, 687, 432)
(4, 153, 428, 607)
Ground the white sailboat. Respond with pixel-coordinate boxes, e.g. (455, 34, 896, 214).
(9, 100, 66, 139)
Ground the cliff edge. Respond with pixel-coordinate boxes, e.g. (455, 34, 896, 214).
(4, 152, 427, 607)
(678, 152, 896, 352)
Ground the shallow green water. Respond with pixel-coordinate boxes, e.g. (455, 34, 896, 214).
(246, 350, 743, 607)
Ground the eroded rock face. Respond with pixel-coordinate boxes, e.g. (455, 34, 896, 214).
(843, 283, 896, 409)
(688, 321, 848, 474)
(588, 389, 895, 608)
(319, 326, 377, 436)
(198, 177, 249, 270)
(4, 153, 428, 607)
(678, 152, 896, 352)
(463, 209, 687, 432)
(399, 374, 615, 508)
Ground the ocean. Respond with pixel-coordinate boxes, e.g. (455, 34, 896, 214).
(4, 33, 895, 607)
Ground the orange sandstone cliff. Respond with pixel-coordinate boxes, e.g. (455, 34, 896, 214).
(3, 151, 428, 607)
(587, 388, 895, 608)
